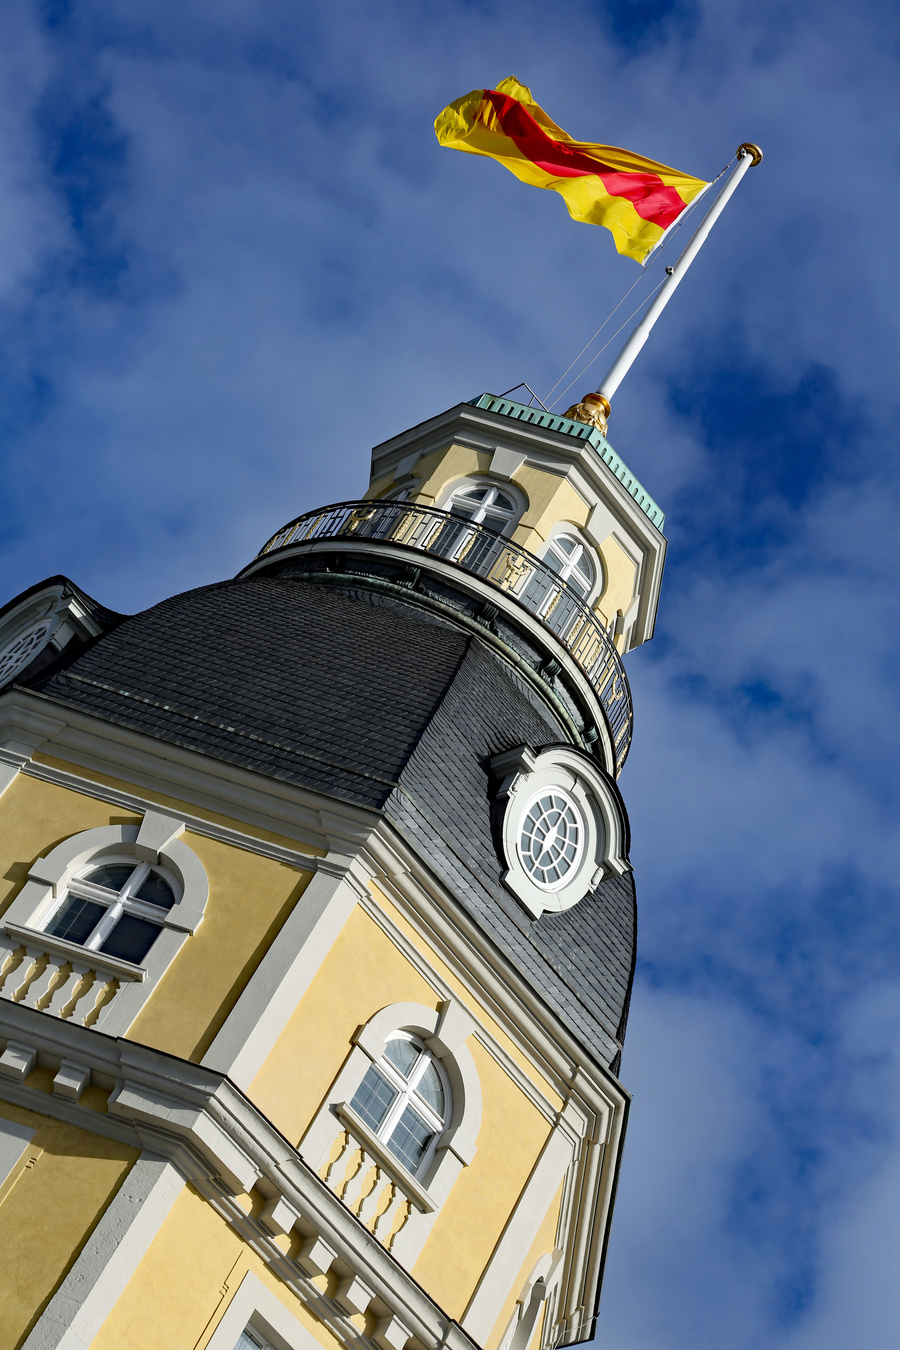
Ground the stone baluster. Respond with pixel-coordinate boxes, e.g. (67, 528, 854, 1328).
(45, 962, 86, 1018)
(0, 937, 22, 994)
(21, 953, 63, 1010)
(320, 1129, 350, 1186)
(359, 1172, 393, 1229)
(378, 1195, 412, 1250)
(340, 1144, 374, 1209)
(68, 970, 104, 1026)
(9, 947, 44, 1002)
(352, 1160, 384, 1220)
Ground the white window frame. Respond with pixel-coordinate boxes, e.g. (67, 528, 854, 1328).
(516, 787, 586, 894)
(349, 1031, 451, 1178)
(42, 855, 182, 961)
(445, 482, 522, 532)
(206, 1271, 326, 1350)
(491, 745, 630, 918)
(540, 532, 600, 602)
(0, 810, 209, 1036)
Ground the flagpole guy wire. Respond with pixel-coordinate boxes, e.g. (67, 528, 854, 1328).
(543, 148, 758, 412)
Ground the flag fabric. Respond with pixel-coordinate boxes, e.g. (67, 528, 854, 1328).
(435, 77, 708, 264)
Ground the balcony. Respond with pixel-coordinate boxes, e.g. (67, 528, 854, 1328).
(255, 500, 633, 772)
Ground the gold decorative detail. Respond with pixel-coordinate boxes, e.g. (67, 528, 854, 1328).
(564, 392, 611, 434)
(738, 142, 763, 166)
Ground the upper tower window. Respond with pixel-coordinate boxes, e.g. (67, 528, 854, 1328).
(43, 857, 179, 965)
(349, 1032, 449, 1175)
(542, 534, 596, 598)
(448, 483, 520, 536)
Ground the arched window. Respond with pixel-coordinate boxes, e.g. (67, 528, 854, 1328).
(432, 481, 522, 572)
(300, 999, 481, 1266)
(523, 532, 599, 640)
(42, 856, 180, 965)
(0, 812, 209, 1034)
(448, 483, 520, 535)
(349, 1032, 449, 1175)
(542, 534, 595, 598)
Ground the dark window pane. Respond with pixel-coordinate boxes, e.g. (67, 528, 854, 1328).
(46, 896, 105, 946)
(135, 872, 176, 910)
(84, 864, 135, 893)
(387, 1107, 433, 1173)
(414, 1061, 445, 1116)
(384, 1037, 419, 1079)
(350, 1065, 397, 1133)
(100, 915, 160, 964)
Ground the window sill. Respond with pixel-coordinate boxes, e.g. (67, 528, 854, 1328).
(334, 1102, 436, 1213)
(3, 922, 147, 983)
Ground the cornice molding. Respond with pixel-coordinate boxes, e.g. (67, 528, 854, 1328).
(0, 687, 373, 859)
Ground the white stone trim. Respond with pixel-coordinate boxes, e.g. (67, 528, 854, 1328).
(0, 688, 380, 858)
(201, 858, 361, 1088)
(491, 745, 629, 918)
(536, 527, 604, 609)
(367, 399, 666, 648)
(21, 1152, 185, 1350)
(0, 813, 210, 1036)
(497, 1250, 564, 1350)
(354, 877, 558, 1126)
(435, 477, 529, 536)
(206, 1270, 329, 1350)
(16, 755, 322, 872)
(0, 706, 67, 800)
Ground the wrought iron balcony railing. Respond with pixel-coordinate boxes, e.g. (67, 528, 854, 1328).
(256, 500, 633, 770)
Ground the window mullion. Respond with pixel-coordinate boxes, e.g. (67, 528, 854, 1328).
(85, 899, 124, 950)
(379, 1083, 412, 1141)
(122, 861, 150, 897)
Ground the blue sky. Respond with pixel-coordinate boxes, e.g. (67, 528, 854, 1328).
(2, 1, 899, 1346)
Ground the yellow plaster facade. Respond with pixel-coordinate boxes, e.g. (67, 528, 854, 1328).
(249, 902, 441, 1147)
(128, 834, 312, 1062)
(483, 1181, 565, 1350)
(0, 770, 314, 1064)
(0, 771, 141, 920)
(32, 753, 328, 858)
(90, 1184, 339, 1350)
(367, 883, 564, 1111)
(0, 1100, 137, 1350)
(249, 893, 558, 1320)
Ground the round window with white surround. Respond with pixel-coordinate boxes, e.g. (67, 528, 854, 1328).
(517, 788, 584, 890)
(492, 745, 630, 918)
(0, 620, 53, 686)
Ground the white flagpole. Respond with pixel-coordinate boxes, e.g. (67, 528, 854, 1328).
(594, 143, 762, 410)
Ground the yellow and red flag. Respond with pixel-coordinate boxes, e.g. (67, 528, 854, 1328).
(435, 77, 708, 264)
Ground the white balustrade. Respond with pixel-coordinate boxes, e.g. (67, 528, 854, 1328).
(0, 928, 137, 1028)
(319, 1126, 416, 1250)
